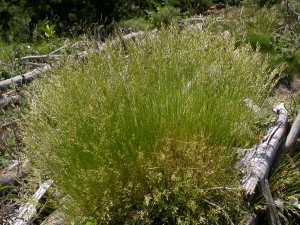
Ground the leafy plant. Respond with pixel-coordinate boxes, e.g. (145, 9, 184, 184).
(149, 6, 181, 28)
(0, 184, 20, 199)
(41, 24, 56, 41)
(270, 29, 300, 60)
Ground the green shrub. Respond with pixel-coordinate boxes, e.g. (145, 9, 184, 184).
(270, 30, 300, 60)
(150, 6, 181, 28)
(24, 26, 281, 223)
(118, 18, 154, 31)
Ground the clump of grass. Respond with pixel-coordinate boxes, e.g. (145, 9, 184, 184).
(24, 26, 281, 223)
(246, 32, 272, 51)
(118, 18, 154, 31)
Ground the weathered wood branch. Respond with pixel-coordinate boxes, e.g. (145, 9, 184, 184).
(237, 103, 288, 200)
(0, 64, 51, 91)
(237, 103, 289, 225)
(204, 199, 234, 225)
(272, 110, 300, 172)
(22, 62, 48, 67)
(49, 44, 68, 55)
(260, 178, 281, 225)
(21, 44, 68, 61)
(13, 179, 53, 225)
(21, 55, 61, 61)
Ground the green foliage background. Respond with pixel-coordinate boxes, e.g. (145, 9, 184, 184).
(0, 0, 216, 42)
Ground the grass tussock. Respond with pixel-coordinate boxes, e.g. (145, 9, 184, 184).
(24, 26, 281, 223)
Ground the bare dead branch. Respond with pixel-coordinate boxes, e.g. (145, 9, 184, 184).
(0, 64, 51, 91)
(260, 178, 281, 225)
(203, 199, 234, 225)
(22, 62, 48, 67)
(13, 179, 53, 225)
(272, 110, 300, 172)
(237, 103, 288, 200)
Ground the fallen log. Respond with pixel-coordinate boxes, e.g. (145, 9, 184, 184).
(0, 170, 19, 187)
(237, 103, 288, 199)
(21, 44, 68, 61)
(237, 103, 288, 225)
(13, 179, 53, 225)
(0, 43, 69, 93)
(21, 55, 60, 61)
(272, 110, 300, 172)
(0, 64, 52, 91)
(22, 62, 49, 67)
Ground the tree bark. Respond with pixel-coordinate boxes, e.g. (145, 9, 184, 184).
(237, 103, 289, 225)
(260, 178, 281, 225)
(0, 65, 51, 92)
(237, 103, 288, 200)
(272, 111, 300, 172)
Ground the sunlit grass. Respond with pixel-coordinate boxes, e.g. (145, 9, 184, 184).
(24, 26, 280, 223)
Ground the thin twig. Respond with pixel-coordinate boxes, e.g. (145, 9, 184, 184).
(204, 186, 242, 191)
(260, 178, 281, 225)
(21, 55, 60, 61)
(203, 199, 234, 225)
(22, 62, 48, 67)
(49, 44, 67, 55)
(13, 179, 53, 225)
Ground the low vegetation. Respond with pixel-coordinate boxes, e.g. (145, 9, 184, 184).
(0, 0, 299, 224)
(24, 26, 282, 223)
